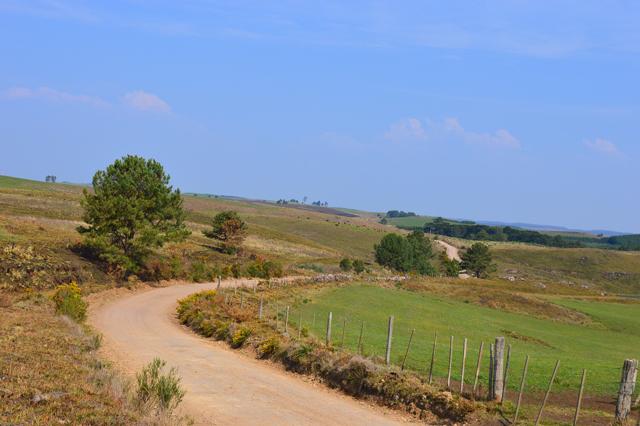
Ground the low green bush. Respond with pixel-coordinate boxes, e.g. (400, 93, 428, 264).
(52, 282, 87, 321)
(135, 358, 185, 413)
(213, 320, 230, 340)
(257, 336, 280, 358)
(231, 326, 252, 348)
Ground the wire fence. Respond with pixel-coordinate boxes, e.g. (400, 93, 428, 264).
(218, 284, 640, 424)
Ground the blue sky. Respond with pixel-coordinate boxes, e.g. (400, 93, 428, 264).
(1, 1, 638, 232)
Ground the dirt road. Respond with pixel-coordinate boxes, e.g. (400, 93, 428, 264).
(90, 281, 414, 425)
(435, 239, 461, 261)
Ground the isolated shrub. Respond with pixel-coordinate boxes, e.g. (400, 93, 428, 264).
(135, 358, 185, 413)
(352, 259, 365, 274)
(339, 258, 353, 272)
(52, 282, 87, 321)
(257, 336, 280, 358)
(231, 326, 252, 348)
(203, 211, 247, 253)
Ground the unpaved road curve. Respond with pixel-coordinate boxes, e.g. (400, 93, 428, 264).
(435, 239, 461, 261)
(90, 281, 415, 425)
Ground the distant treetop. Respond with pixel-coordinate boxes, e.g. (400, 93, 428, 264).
(386, 210, 417, 218)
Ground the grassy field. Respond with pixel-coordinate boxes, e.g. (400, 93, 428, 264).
(3, 174, 640, 291)
(0, 175, 389, 278)
(290, 284, 639, 397)
(492, 244, 640, 294)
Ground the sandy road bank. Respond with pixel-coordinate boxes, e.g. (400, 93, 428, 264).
(89, 280, 416, 425)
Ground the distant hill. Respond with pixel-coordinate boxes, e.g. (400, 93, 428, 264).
(476, 221, 627, 237)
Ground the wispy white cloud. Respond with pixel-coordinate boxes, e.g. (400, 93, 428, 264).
(585, 138, 620, 156)
(440, 117, 520, 148)
(384, 118, 427, 143)
(4, 86, 109, 108)
(123, 90, 171, 113)
(385, 117, 520, 149)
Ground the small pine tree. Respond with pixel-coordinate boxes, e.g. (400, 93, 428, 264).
(339, 258, 353, 272)
(460, 242, 495, 278)
(352, 259, 365, 274)
(203, 211, 247, 253)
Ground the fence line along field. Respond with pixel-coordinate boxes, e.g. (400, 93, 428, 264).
(275, 284, 639, 395)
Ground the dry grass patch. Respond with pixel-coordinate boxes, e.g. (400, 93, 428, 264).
(0, 293, 137, 424)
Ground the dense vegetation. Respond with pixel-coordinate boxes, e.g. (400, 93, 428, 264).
(422, 218, 580, 247)
(390, 217, 640, 251)
(385, 210, 416, 218)
(374, 231, 435, 275)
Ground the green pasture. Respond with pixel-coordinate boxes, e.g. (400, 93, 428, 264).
(285, 284, 640, 396)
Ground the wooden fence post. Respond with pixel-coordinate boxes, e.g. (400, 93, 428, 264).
(340, 317, 347, 347)
(501, 344, 511, 404)
(447, 335, 454, 389)
(401, 329, 415, 371)
(534, 359, 560, 426)
(284, 306, 290, 334)
(492, 337, 505, 402)
(357, 321, 365, 355)
(428, 332, 437, 384)
(616, 359, 638, 422)
(239, 293, 244, 309)
(513, 355, 529, 425)
(460, 338, 468, 393)
(573, 369, 586, 426)
(258, 297, 263, 319)
(488, 344, 494, 399)
(385, 316, 394, 366)
(298, 310, 303, 339)
(216, 275, 221, 291)
(326, 312, 332, 346)
(472, 341, 484, 397)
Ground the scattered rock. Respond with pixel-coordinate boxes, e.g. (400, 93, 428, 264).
(31, 391, 66, 404)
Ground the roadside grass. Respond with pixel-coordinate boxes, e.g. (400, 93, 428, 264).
(295, 284, 639, 397)
(0, 293, 138, 424)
